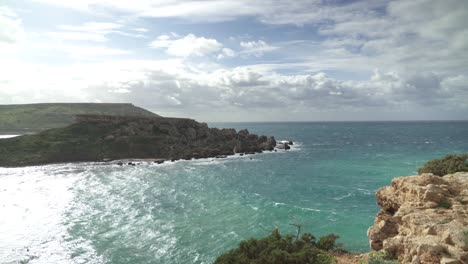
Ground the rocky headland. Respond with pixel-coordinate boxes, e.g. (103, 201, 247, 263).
(0, 115, 278, 167)
(368, 172, 468, 264)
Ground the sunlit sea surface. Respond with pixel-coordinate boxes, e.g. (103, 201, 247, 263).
(1, 121, 468, 264)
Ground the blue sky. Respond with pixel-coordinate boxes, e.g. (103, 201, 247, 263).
(1, 0, 467, 121)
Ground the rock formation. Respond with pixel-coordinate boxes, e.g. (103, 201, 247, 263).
(0, 115, 276, 167)
(368, 172, 468, 264)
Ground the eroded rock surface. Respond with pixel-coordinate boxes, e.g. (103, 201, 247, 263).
(368, 172, 468, 264)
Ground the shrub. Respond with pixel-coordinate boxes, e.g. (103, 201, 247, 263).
(215, 229, 337, 264)
(418, 154, 468, 176)
(317, 234, 340, 251)
(367, 251, 399, 264)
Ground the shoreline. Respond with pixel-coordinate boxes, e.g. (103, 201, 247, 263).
(0, 140, 300, 169)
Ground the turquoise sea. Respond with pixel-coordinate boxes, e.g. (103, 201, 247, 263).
(1, 121, 467, 264)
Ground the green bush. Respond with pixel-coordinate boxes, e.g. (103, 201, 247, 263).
(418, 154, 468, 176)
(367, 251, 399, 264)
(317, 234, 340, 251)
(215, 229, 338, 264)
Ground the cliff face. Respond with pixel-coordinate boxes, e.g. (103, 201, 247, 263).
(0, 115, 276, 167)
(368, 172, 468, 264)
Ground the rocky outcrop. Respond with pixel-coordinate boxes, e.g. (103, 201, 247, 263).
(368, 172, 468, 264)
(0, 115, 276, 167)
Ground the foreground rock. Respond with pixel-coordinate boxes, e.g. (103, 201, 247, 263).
(368, 172, 468, 264)
(0, 115, 276, 167)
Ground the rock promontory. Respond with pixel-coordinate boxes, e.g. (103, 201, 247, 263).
(368, 172, 468, 264)
(0, 115, 276, 167)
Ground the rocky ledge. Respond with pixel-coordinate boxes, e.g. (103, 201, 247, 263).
(368, 172, 468, 264)
(0, 115, 277, 167)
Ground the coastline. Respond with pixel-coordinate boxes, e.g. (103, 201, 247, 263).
(0, 140, 300, 169)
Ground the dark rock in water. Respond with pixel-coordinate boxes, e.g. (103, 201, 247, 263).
(277, 142, 291, 150)
(239, 153, 244, 156)
(117, 162, 123, 166)
(154, 159, 165, 164)
(0, 115, 277, 167)
(288, 140, 293, 145)
(171, 159, 177, 162)
(257, 150, 263, 153)
(274, 149, 277, 152)
(128, 162, 136, 166)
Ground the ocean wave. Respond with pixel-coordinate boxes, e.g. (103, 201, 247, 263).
(333, 192, 353, 200)
(294, 206, 322, 212)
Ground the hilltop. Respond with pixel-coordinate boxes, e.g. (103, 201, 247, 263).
(0, 103, 158, 134)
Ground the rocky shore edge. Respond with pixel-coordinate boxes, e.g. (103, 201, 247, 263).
(108, 141, 296, 167)
(0, 115, 295, 167)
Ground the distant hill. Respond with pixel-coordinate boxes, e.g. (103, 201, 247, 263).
(0, 103, 159, 134)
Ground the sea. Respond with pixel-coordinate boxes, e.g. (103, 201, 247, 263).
(1, 121, 467, 264)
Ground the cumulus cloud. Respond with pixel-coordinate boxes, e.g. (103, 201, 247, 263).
(150, 34, 223, 57)
(1, 58, 465, 120)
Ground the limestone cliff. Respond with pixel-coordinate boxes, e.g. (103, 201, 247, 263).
(368, 172, 468, 264)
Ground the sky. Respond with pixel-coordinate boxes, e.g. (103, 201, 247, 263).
(0, 0, 467, 122)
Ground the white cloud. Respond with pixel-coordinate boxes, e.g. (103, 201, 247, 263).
(0, 7, 23, 44)
(217, 48, 236, 59)
(133, 27, 148, 32)
(239, 40, 277, 57)
(47, 22, 146, 42)
(2, 58, 466, 121)
(58, 22, 122, 32)
(43, 31, 109, 42)
(150, 33, 223, 57)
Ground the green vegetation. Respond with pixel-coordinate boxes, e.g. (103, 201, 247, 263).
(364, 251, 398, 264)
(418, 154, 468, 176)
(215, 229, 341, 264)
(0, 103, 158, 133)
(437, 200, 452, 209)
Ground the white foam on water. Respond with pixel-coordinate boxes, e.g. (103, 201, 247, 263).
(333, 192, 353, 200)
(0, 135, 19, 139)
(0, 165, 104, 264)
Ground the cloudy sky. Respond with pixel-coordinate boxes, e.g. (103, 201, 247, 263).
(1, 0, 467, 121)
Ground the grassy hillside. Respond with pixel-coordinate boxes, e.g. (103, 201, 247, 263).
(0, 103, 159, 134)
